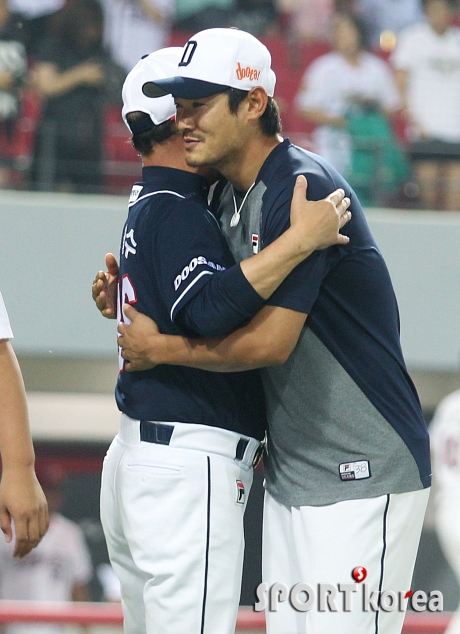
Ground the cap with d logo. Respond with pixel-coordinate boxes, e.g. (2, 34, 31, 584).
(143, 28, 276, 100)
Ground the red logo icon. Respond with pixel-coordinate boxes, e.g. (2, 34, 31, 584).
(352, 566, 367, 583)
(236, 480, 245, 505)
(405, 590, 413, 599)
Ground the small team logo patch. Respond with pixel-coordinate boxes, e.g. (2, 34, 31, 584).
(236, 480, 245, 504)
(339, 460, 371, 481)
(252, 233, 259, 254)
(235, 61, 261, 82)
(129, 184, 143, 203)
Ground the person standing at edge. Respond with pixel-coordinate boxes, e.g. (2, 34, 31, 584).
(0, 291, 48, 558)
(94, 47, 351, 634)
(117, 28, 431, 634)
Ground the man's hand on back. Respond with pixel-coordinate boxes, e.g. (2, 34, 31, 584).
(288, 175, 351, 253)
(118, 305, 161, 372)
(92, 253, 119, 319)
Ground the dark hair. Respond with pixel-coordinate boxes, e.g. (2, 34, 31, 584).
(50, 0, 104, 52)
(422, 0, 457, 8)
(227, 88, 282, 136)
(126, 112, 177, 156)
(334, 11, 371, 50)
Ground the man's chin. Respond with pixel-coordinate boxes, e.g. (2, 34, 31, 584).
(185, 153, 208, 168)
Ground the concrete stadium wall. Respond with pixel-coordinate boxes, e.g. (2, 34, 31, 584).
(0, 190, 126, 358)
(367, 208, 460, 372)
(0, 190, 459, 439)
(1, 190, 458, 369)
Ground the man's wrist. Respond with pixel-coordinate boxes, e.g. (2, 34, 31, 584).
(1, 461, 36, 474)
(283, 226, 315, 260)
(145, 331, 173, 366)
(161, 334, 196, 367)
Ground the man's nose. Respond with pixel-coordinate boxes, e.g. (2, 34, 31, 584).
(177, 109, 194, 131)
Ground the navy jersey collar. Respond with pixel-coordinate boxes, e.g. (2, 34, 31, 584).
(141, 166, 210, 202)
(256, 138, 291, 185)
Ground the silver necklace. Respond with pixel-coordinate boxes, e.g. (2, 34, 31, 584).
(230, 182, 255, 227)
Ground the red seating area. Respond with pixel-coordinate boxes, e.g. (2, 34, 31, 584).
(103, 104, 141, 193)
(0, 88, 41, 186)
(3, 34, 406, 195)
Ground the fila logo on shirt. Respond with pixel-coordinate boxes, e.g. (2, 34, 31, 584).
(252, 233, 259, 254)
(236, 480, 245, 505)
(339, 460, 371, 481)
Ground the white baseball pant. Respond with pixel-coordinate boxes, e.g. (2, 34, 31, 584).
(262, 487, 430, 634)
(100, 414, 259, 634)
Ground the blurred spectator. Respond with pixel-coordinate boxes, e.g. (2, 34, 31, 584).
(335, 0, 356, 9)
(99, 0, 174, 73)
(430, 390, 460, 634)
(355, 0, 423, 49)
(232, 0, 279, 36)
(174, 0, 235, 32)
(296, 12, 407, 205)
(30, 0, 124, 193)
(392, 0, 460, 211)
(7, 0, 64, 16)
(7, 0, 65, 57)
(96, 562, 121, 602)
(0, 0, 28, 187)
(0, 465, 93, 634)
(277, 0, 335, 44)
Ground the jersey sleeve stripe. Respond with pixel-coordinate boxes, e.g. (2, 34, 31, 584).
(170, 270, 214, 322)
(128, 190, 186, 207)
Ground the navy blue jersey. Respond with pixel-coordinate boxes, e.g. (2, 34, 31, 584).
(217, 139, 431, 506)
(115, 166, 266, 440)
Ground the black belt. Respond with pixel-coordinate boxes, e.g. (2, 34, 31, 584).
(140, 420, 264, 466)
(140, 421, 174, 445)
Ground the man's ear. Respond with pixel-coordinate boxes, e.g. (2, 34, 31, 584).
(245, 87, 269, 122)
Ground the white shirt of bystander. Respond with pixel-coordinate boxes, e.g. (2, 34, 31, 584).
(7, 0, 65, 18)
(0, 512, 93, 634)
(431, 389, 460, 506)
(430, 390, 460, 634)
(100, 0, 175, 73)
(0, 292, 13, 340)
(296, 50, 400, 174)
(392, 22, 460, 141)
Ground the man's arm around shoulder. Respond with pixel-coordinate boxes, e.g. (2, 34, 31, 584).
(119, 303, 306, 372)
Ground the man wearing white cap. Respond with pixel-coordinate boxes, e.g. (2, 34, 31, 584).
(118, 28, 431, 634)
(95, 47, 351, 634)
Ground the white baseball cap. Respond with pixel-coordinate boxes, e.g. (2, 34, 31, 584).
(142, 28, 276, 100)
(121, 48, 183, 134)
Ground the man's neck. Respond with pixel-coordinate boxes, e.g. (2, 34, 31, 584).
(222, 134, 283, 193)
(142, 135, 195, 172)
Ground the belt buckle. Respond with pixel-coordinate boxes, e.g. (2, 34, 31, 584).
(252, 441, 265, 468)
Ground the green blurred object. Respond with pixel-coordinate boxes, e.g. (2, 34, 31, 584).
(347, 108, 410, 206)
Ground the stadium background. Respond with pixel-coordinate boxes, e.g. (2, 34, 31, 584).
(0, 31, 459, 634)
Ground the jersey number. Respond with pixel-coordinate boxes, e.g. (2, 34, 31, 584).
(117, 274, 137, 372)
